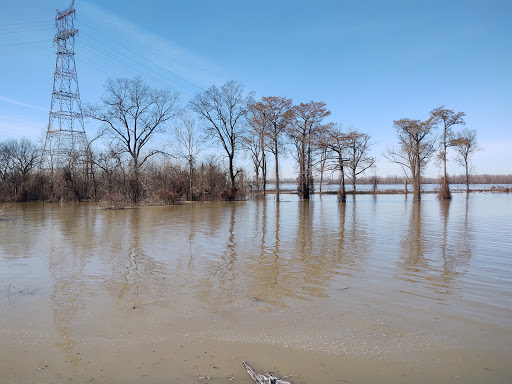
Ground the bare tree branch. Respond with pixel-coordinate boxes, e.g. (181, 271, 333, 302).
(189, 80, 253, 190)
(86, 77, 179, 202)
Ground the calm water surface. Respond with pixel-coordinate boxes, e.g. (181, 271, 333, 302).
(1, 193, 511, 383)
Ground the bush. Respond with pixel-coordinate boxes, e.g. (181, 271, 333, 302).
(100, 192, 126, 210)
(150, 189, 179, 205)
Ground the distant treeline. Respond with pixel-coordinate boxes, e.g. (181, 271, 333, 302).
(0, 78, 499, 204)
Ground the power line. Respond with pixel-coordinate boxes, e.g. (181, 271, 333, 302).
(0, 44, 52, 56)
(0, 20, 52, 27)
(77, 55, 121, 78)
(78, 39, 172, 86)
(77, 41, 190, 94)
(75, 18, 205, 93)
(2, 16, 209, 97)
(77, 32, 200, 95)
(0, 27, 54, 34)
(78, 43, 149, 81)
(0, 39, 49, 47)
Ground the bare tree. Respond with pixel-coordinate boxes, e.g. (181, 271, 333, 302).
(189, 81, 253, 194)
(0, 143, 8, 183)
(243, 113, 267, 194)
(451, 128, 481, 193)
(317, 124, 356, 202)
(242, 133, 264, 193)
(430, 106, 466, 199)
(0, 138, 39, 199)
(345, 129, 375, 193)
(250, 96, 293, 201)
(87, 77, 179, 202)
(94, 147, 123, 195)
(370, 174, 378, 193)
(385, 118, 437, 200)
(4, 138, 39, 178)
(173, 111, 202, 200)
(288, 101, 331, 199)
(317, 143, 331, 193)
(83, 128, 109, 200)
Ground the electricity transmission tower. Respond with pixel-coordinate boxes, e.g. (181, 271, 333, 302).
(41, 0, 88, 171)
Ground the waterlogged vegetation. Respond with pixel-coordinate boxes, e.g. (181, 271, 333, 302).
(1, 78, 503, 205)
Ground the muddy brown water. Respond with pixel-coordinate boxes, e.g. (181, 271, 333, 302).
(1, 193, 511, 383)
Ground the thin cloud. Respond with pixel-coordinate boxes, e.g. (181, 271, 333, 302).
(0, 96, 47, 112)
(0, 115, 21, 121)
(80, 1, 224, 90)
(0, 118, 46, 141)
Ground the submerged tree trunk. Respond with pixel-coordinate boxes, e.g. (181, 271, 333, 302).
(319, 161, 324, 193)
(465, 158, 470, 193)
(274, 149, 279, 201)
(371, 175, 378, 193)
(228, 155, 235, 188)
(130, 158, 140, 203)
(319, 147, 327, 194)
(338, 153, 346, 202)
(188, 159, 194, 200)
(253, 164, 260, 193)
(413, 168, 421, 200)
(439, 175, 451, 199)
(439, 132, 451, 199)
(262, 150, 267, 195)
(298, 143, 310, 199)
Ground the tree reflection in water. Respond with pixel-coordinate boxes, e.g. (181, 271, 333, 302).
(103, 209, 170, 310)
(396, 198, 472, 301)
(49, 205, 91, 373)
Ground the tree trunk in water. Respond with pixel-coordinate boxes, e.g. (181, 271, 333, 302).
(319, 165, 323, 194)
(440, 126, 451, 199)
(303, 180, 310, 199)
(188, 160, 193, 200)
(130, 156, 140, 203)
(304, 142, 312, 200)
(262, 151, 267, 196)
(465, 159, 470, 193)
(254, 169, 260, 193)
(413, 171, 421, 200)
(229, 155, 235, 188)
(299, 144, 309, 199)
(275, 149, 280, 201)
(298, 155, 303, 198)
(338, 155, 346, 202)
(440, 176, 451, 199)
(413, 183, 421, 200)
(339, 175, 346, 202)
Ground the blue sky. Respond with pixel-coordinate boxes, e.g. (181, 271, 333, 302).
(1, 0, 511, 179)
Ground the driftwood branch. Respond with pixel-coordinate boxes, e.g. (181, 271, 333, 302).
(5, 281, 22, 297)
(243, 361, 293, 384)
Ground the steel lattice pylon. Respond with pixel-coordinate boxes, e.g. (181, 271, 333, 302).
(41, 0, 87, 171)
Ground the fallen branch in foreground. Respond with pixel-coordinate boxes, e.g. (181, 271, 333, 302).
(243, 361, 293, 384)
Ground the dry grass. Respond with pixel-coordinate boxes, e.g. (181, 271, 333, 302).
(490, 185, 510, 193)
(100, 192, 126, 210)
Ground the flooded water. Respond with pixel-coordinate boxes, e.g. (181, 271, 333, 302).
(1, 193, 511, 384)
